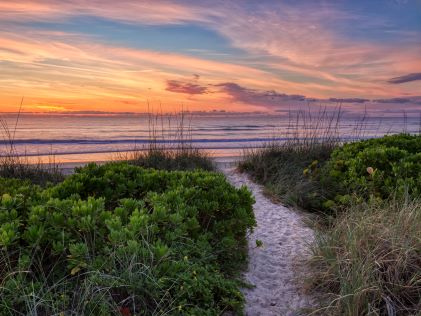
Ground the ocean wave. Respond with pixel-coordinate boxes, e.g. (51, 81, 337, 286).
(0, 137, 287, 146)
(0, 135, 370, 158)
(0, 144, 268, 157)
(0, 134, 367, 146)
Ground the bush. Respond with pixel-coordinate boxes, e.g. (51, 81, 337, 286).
(321, 134, 421, 209)
(0, 162, 255, 315)
(240, 130, 421, 314)
(242, 134, 421, 213)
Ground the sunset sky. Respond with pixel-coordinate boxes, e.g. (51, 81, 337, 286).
(0, 0, 420, 113)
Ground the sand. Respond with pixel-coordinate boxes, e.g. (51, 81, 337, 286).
(220, 165, 315, 316)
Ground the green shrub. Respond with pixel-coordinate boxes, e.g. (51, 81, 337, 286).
(0, 163, 255, 315)
(241, 134, 421, 213)
(322, 134, 421, 209)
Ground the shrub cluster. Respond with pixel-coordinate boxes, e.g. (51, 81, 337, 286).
(0, 162, 255, 315)
(242, 134, 421, 213)
(319, 134, 421, 210)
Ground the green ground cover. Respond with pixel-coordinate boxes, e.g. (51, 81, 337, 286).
(0, 162, 255, 315)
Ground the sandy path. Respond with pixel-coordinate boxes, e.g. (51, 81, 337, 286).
(221, 166, 315, 316)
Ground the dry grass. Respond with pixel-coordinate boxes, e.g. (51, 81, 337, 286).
(119, 110, 214, 171)
(307, 198, 421, 315)
(239, 107, 346, 211)
(0, 101, 63, 185)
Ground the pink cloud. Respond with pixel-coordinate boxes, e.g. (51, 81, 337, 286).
(388, 73, 421, 84)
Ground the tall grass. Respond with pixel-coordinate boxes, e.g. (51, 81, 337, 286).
(0, 235, 185, 315)
(0, 104, 63, 185)
(307, 198, 421, 315)
(119, 110, 214, 171)
(239, 107, 347, 210)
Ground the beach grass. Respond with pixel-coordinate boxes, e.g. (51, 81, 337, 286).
(118, 111, 214, 171)
(238, 107, 343, 211)
(127, 148, 214, 171)
(307, 197, 421, 315)
(0, 110, 64, 185)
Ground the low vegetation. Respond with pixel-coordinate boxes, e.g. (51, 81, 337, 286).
(0, 115, 64, 185)
(239, 108, 341, 212)
(126, 147, 214, 172)
(0, 153, 64, 186)
(240, 131, 421, 315)
(0, 162, 255, 315)
(309, 198, 421, 315)
(3, 105, 420, 314)
(119, 111, 215, 171)
(322, 134, 421, 209)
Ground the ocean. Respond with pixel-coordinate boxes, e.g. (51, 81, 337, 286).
(0, 112, 419, 164)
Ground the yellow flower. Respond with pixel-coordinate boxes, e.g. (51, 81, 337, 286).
(2, 194, 11, 202)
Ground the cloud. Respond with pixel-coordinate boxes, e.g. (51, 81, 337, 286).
(0, 1, 204, 25)
(387, 73, 421, 84)
(376, 96, 421, 104)
(216, 81, 421, 109)
(328, 98, 370, 103)
(216, 82, 307, 107)
(2, 1, 419, 93)
(166, 80, 208, 94)
(0, 30, 271, 112)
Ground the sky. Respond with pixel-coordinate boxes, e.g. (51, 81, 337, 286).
(0, 0, 420, 114)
